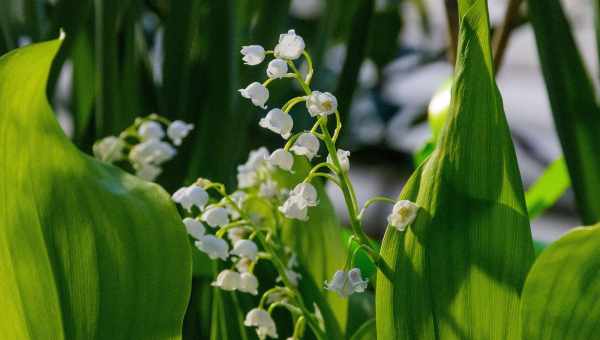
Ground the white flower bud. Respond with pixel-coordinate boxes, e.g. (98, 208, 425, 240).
(259, 109, 293, 139)
(290, 182, 318, 206)
(138, 121, 165, 141)
(278, 196, 309, 221)
(239, 82, 269, 109)
(167, 120, 194, 146)
(239, 272, 259, 295)
(195, 235, 229, 260)
(268, 148, 294, 171)
(306, 91, 337, 117)
(244, 308, 278, 339)
(387, 200, 419, 231)
(134, 163, 162, 181)
(324, 268, 367, 297)
(241, 45, 266, 65)
(290, 133, 319, 160)
(201, 206, 230, 228)
(93, 136, 125, 162)
(324, 270, 347, 295)
(274, 29, 305, 60)
(182, 217, 206, 239)
(231, 239, 258, 261)
(212, 269, 241, 291)
(129, 140, 176, 165)
(348, 268, 368, 293)
(171, 185, 209, 212)
(327, 149, 351, 172)
(267, 58, 289, 78)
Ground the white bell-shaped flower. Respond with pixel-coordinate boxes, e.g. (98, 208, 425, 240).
(167, 120, 194, 146)
(268, 148, 294, 171)
(274, 29, 305, 60)
(278, 196, 309, 221)
(138, 121, 165, 140)
(182, 217, 206, 240)
(259, 180, 279, 198)
(387, 200, 419, 231)
(259, 109, 293, 139)
(231, 239, 258, 261)
(129, 139, 176, 165)
(290, 182, 318, 206)
(201, 206, 230, 228)
(327, 149, 351, 172)
(195, 235, 229, 260)
(171, 185, 209, 212)
(212, 269, 241, 291)
(134, 163, 162, 181)
(267, 58, 289, 79)
(236, 257, 252, 273)
(239, 272, 259, 295)
(241, 45, 266, 65)
(324, 268, 368, 297)
(290, 133, 319, 160)
(228, 227, 248, 244)
(93, 136, 125, 162)
(244, 308, 278, 339)
(239, 82, 269, 109)
(306, 91, 337, 117)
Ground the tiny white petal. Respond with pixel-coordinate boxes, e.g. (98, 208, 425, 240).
(195, 235, 229, 260)
(241, 45, 266, 65)
(268, 148, 294, 171)
(138, 121, 165, 141)
(290, 133, 319, 160)
(201, 206, 230, 228)
(266, 58, 289, 79)
(231, 239, 258, 261)
(387, 200, 419, 231)
(259, 109, 293, 139)
(239, 82, 269, 109)
(306, 91, 337, 117)
(167, 120, 194, 146)
(274, 29, 305, 60)
(212, 269, 241, 291)
(182, 217, 206, 239)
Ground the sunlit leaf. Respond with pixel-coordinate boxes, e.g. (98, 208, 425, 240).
(525, 157, 570, 220)
(376, 1, 535, 339)
(521, 223, 600, 340)
(0, 39, 191, 339)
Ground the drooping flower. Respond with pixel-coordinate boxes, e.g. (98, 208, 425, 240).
(241, 45, 266, 65)
(279, 182, 318, 221)
(93, 136, 125, 162)
(129, 139, 176, 166)
(138, 120, 165, 141)
(290, 182, 318, 206)
(167, 120, 194, 146)
(239, 272, 259, 295)
(306, 91, 337, 117)
(387, 200, 419, 231)
(327, 149, 351, 172)
(171, 185, 209, 212)
(324, 268, 368, 297)
(274, 29, 305, 60)
(134, 162, 162, 181)
(195, 235, 229, 260)
(182, 217, 206, 239)
(259, 109, 293, 139)
(201, 206, 230, 228)
(290, 133, 319, 160)
(231, 239, 258, 261)
(244, 308, 278, 339)
(267, 58, 289, 79)
(212, 269, 241, 291)
(267, 148, 294, 171)
(239, 82, 269, 109)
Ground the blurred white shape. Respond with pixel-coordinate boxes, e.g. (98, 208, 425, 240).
(290, 0, 324, 19)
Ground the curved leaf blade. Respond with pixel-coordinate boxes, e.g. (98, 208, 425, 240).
(376, 1, 534, 339)
(0, 40, 191, 339)
(521, 224, 600, 340)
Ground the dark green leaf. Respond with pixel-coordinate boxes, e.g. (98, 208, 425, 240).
(349, 319, 376, 340)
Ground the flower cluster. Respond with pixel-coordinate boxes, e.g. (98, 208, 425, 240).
(93, 114, 194, 181)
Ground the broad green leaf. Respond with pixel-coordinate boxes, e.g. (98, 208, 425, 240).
(376, 1, 534, 339)
(528, 0, 600, 224)
(0, 39, 191, 339)
(520, 223, 600, 340)
(525, 157, 570, 220)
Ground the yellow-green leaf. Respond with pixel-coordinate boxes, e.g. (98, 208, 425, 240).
(0, 39, 191, 339)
